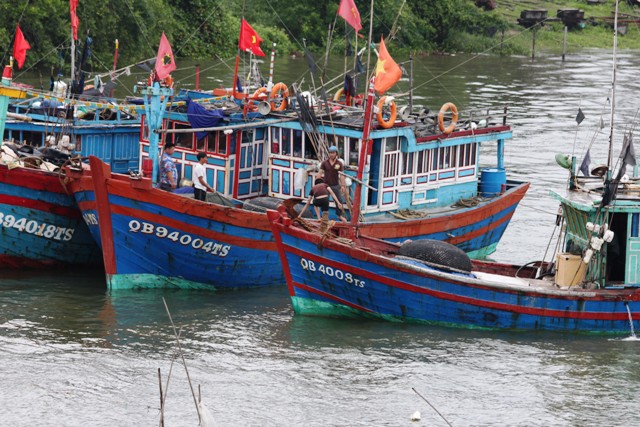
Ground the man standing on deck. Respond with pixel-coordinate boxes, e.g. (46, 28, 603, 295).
(159, 142, 178, 192)
(318, 145, 348, 219)
(193, 151, 214, 201)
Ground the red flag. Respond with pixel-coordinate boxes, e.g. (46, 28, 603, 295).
(338, 0, 362, 33)
(70, 0, 79, 40)
(374, 37, 402, 95)
(13, 25, 31, 69)
(238, 19, 265, 57)
(154, 32, 176, 80)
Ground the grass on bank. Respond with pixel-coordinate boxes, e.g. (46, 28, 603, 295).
(493, 0, 640, 54)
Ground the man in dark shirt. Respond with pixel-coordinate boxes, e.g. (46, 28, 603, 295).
(298, 178, 347, 222)
(318, 145, 348, 218)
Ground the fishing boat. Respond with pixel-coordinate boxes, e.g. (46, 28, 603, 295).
(0, 59, 146, 268)
(0, 26, 146, 270)
(68, 57, 528, 290)
(267, 203, 640, 334)
(265, 1, 640, 334)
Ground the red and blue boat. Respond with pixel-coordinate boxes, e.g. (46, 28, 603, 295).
(67, 71, 528, 289)
(267, 198, 640, 334)
(0, 73, 141, 268)
(266, 16, 640, 333)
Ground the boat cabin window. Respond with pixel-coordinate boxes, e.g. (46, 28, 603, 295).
(292, 129, 304, 158)
(438, 146, 454, 169)
(241, 129, 253, 149)
(270, 128, 298, 157)
(326, 135, 356, 165)
(227, 131, 237, 155)
(196, 133, 210, 152)
(19, 130, 44, 146)
(281, 129, 291, 155)
(401, 152, 415, 185)
(171, 123, 194, 150)
(632, 213, 639, 238)
(385, 136, 399, 152)
(384, 137, 401, 178)
(270, 127, 293, 156)
(348, 137, 359, 166)
(303, 130, 318, 159)
(220, 132, 230, 155)
(416, 150, 431, 174)
(140, 115, 150, 142)
(459, 143, 477, 167)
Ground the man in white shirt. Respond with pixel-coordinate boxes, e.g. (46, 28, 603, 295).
(193, 151, 214, 201)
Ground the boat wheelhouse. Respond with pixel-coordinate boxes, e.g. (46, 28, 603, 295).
(147, 98, 525, 258)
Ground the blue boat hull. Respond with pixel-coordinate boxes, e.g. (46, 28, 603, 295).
(270, 211, 640, 334)
(75, 158, 282, 290)
(0, 165, 100, 268)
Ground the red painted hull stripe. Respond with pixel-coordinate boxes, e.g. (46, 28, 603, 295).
(0, 194, 80, 218)
(285, 245, 639, 321)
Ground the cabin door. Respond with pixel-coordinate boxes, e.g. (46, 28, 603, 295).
(624, 213, 640, 285)
(236, 129, 265, 199)
(368, 136, 401, 210)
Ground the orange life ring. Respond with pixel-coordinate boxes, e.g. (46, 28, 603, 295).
(213, 87, 231, 97)
(163, 75, 174, 88)
(246, 87, 268, 111)
(376, 96, 397, 129)
(252, 87, 268, 99)
(270, 82, 289, 111)
(438, 102, 459, 135)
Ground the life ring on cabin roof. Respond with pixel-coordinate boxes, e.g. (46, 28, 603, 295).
(270, 82, 289, 111)
(251, 87, 268, 99)
(247, 87, 268, 111)
(376, 96, 397, 129)
(438, 102, 458, 135)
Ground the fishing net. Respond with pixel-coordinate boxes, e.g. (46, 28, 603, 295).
(397, 239, 472, 272)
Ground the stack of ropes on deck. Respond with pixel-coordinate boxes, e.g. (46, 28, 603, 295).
(390, 209, 428, 220)
(453, 196, 481, 208)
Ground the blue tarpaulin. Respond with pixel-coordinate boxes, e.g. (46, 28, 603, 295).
(186, 99, 225, 141)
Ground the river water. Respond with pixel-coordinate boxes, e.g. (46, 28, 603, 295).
(2, 51, 640, 426)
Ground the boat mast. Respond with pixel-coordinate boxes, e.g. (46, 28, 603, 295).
(607, 0, 620, 170)
(350, 77, 376, 226)
(140, 83, 172, 186)
(364, 0, 374, 95)
(70, 30, 75, 87)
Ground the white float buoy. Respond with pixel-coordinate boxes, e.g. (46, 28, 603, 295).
(410, 410, 421, 421)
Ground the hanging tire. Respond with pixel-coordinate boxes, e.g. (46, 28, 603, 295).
(397, 239, 472, 272)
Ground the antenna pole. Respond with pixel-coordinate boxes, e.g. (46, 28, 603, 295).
(608, 0, 620, 170)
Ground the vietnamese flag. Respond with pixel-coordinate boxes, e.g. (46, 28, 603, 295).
(154, 32, 176, 80)
(338, 0, 362, 33)
(13, 25, 31, 69)
(374, 37, 402, 95)
(238, 19, 265, 57)
(70, 0, 79, 40)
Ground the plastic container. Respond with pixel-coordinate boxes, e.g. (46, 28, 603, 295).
(479, 168, 506, 197)
(555, 253, 586, 287)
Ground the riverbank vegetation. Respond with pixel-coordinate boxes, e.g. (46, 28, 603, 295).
(1, 0, 639, 73)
